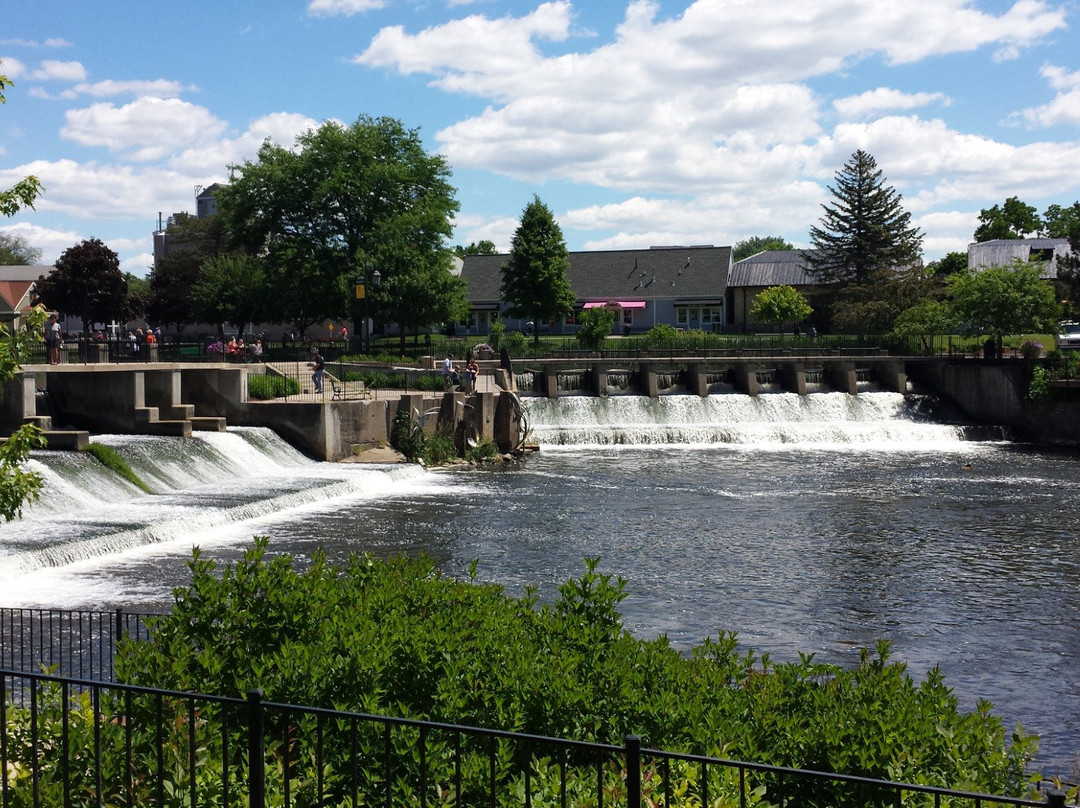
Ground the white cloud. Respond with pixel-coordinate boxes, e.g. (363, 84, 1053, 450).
(308, 0, 385, 17)
(30, 60, 87, 82)
(60, 79, 195, 100)
(61, 98, 228, 161)
(44, 38, 71, 48)
(1013, 65, 1080, 127)
(0, 222, 83, 265)
(1, 56, 27, 78)
(833, 88, 950, 119)
(120, 251, 155, 277)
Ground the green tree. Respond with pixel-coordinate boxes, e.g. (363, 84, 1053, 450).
(805, 150, 923, 286)
(928, 251, 968, 277)
(191, 254, 271, 337)
(948, 261, 1059, 356)
(34, 238, 128, 339)
(1041, 202, 1080, 239)
(124, 272, 149, 323)
(147, 251, 202, 330)
(455, 240, 498, 257)
(218, 116, 464, 335)
(0, 62, 47, 520)
(891, 299, 961, 352)
(748, 285, 811, 333)
(0, 63, 43, 218)
(830, 265, 937, 336)
(575, 307, 614, 350)
(501, 196, 575, 343)
(0, 232, 42, 265)
(973, 197, 1042, 242)
(733, 235, 794, 262)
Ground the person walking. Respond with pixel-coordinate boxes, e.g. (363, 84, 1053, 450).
(311, 348, 326, 394)
(45, 314, 61, 364)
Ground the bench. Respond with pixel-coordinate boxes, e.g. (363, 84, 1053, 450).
(329, 378, 370, 400)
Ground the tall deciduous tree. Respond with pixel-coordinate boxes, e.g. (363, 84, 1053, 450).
(34, 238, 128, 338)
(733, 235, 794, 262)
(805, 150, 923, 287)
(749, 285, 812, 334)
(948, 261, 1059, 356)
(973, 197, 1042, 242)
(217, 116, 465, 335)
(501, 196, 575, 343)
(191, 254, 271, 338)
(455, 240, 498, 257)
(0, 232, 42, 265)
(1041, 202, 1080, 239)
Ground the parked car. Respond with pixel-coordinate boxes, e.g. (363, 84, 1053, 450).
(1055, 321, 1080, 350)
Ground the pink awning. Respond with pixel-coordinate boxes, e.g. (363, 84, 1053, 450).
(582, 300, 647, 309)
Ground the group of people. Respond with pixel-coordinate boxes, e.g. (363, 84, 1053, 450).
(442, 353, 480, 392)
(225, 336, 264, 361)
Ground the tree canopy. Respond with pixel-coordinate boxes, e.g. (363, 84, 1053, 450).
(217, 115, 465, 334)
(0, 232, 42, 265)
(805, 150, 923, 287)
(973, 197, 1042, 242)
(947, 262, 1059, 354)
(455, 240, 498, 257)
(34, 238, 129, 337)
(748, 285, 811, 333)
(501, 196, 575, 343)
(733, 235, 794, 262)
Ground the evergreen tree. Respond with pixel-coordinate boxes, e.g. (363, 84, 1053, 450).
(805, 150, 923, 286)
(501, 196, 575, 343)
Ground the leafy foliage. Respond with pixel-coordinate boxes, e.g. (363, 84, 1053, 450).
(34, 238, 129, 336)
(806, 150, 923, 287)
(109, 542, 1038, 803)
(575, 306, 615, 350)
(0, 231, 42, 265)
(247, 374, 300, 399)
(974, 197, 1042, 242)
(642, 323, 678, 347)
(501, 196, 575, 343)
(0, 62, 43, 218)
(191, 253, 270, 337)
(947, 261, 1060, 355)
(748, 285, 811, 332)
(390, 408, 424, 460)
(733, 235, 794, 262)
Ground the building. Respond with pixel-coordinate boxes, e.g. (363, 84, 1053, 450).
(153, 183, 224, 271)
(726, 250, 824, 331)
(459, 245, 732, 336)
(967, 238, 1072, 279)
(0, 265, 49, 330)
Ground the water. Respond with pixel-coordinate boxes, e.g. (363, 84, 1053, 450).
(2, 394, 1079, 775)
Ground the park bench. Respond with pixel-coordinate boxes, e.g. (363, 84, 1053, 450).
(329, 378, 370, 400)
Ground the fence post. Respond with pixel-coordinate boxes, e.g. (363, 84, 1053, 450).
(625, 735, 641, 808)
(1045, 789, 1066, 808)
(248, 689, 265, 808)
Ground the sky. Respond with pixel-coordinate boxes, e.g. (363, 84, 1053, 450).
(2, 0, 1079, 277)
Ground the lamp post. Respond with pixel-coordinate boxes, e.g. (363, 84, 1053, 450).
(356, 266, 382, 355)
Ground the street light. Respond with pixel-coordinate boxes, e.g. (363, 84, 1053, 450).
(355, 266, 382, 355)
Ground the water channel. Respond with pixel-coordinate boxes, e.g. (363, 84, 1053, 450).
(2, 390, 1078, 775)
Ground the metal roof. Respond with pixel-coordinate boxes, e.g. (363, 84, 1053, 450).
(728, 250, 820, 287)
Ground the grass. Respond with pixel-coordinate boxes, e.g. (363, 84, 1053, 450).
(84, 443, 153, 493)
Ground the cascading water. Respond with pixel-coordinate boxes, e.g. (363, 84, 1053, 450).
(2, 427, 429, 586)
(524, 391, 970, 448)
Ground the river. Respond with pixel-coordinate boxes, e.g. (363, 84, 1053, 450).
(2, 390, 1078, 775)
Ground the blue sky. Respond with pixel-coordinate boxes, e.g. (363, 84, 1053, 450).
(2, 0, 1079, 276)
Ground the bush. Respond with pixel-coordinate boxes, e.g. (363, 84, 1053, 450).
(502, 330, 527, 355)
(109, 543, 1038, 805)
(390, 408, 423, 460)
(420, 430, 457, 466)
(465, 437, 500, 463)
(247, 374, 300, 399)
(488, 321, 505, 350)
(642, 323, 678, 348)
(576, 307, 615, 350)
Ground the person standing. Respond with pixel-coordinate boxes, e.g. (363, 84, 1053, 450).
(311, 348, 326, 394)
(46, 314, 61, 364)
(442, 353, 458, 390)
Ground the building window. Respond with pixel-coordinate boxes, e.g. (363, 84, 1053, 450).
(676, 308, 688, 325)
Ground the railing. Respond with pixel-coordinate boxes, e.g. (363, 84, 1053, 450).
(0, 608, 159, 682)
(1, 668, 1069, 808)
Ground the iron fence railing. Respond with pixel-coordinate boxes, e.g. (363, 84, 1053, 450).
(0, 668, 1070, 808)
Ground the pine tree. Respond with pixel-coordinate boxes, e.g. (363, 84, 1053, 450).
(805, 150, 923, 286)
(501, 196, 575, 343)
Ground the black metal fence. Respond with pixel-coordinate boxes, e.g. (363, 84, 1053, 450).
(1, 667, 1069, 808)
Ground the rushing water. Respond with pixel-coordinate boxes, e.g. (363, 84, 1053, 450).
(2, 393, 1079, 775)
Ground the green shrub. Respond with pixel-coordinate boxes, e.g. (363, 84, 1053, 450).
(107, 542, 1037, 807)
(488, 320, 505, 350)
(465, 437, 499, 463)
(390, 408, 423, 460)
(642, 323, 678, 348)
(576, 308, 615, 350)
(85, 442, 153, 493)
(503, 330, 527, 355)
(420, 430, 457, 465)
(247, 374, 300, 399)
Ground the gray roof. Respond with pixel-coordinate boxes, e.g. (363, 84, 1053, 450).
(0, 265, 51, 282)
(728, 250, 819, 288)
(967, 238, 1071, 279)
(461, 246, 732, 305)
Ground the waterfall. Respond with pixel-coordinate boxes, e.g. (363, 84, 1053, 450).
(523, 391, 971, 448)
(1, 427, 429, 584)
